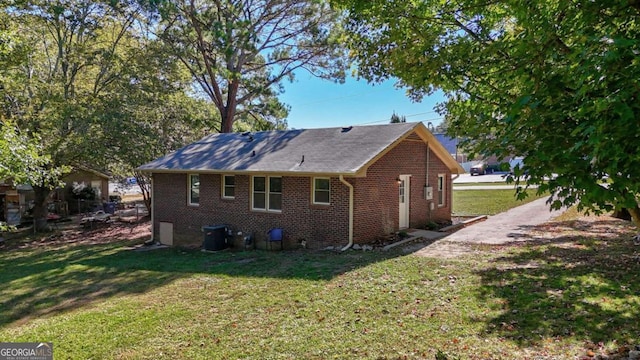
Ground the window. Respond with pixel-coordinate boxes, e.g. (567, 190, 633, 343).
(188, 174, 200, 205)
(91, 180, 102, 199)
(313, 178, 330, 205)
(222, 175, 235, 199)
(437, 174, 445, 207)
(252, 176, 282, 212)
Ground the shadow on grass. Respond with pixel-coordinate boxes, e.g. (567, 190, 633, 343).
(474, 218, 640, 346)
(0, 236, 401, 328)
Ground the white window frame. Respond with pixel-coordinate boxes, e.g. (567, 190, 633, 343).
(222, 175, 235, 199)
(251, 176, 282, 212)
(188, 174, 200, 206)
(437, 174, 445, 207)
(312, 177, 331, 205)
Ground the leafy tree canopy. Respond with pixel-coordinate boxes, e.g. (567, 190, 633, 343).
(145, 0, 348, 132)
(0, 0, 207, 226)
(339, 1, 640, 228)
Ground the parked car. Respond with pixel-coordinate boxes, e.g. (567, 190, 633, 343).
(470, 163, 487, 176)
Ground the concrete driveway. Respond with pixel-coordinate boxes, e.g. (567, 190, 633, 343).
(412, 197, 564, 257)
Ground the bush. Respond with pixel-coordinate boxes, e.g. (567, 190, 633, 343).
(71, 182, 97, 201)
(425, 221, 439, 230)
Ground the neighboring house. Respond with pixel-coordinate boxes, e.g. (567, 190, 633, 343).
(138, 122, 464, 250)
(0, 167, 109, 224)
(53, 167, 110, 214)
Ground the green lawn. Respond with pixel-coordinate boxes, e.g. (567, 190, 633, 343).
(1, 216, 639, 359)
(453, 189, 547, 216)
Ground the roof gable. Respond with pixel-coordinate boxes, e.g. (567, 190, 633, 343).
(138, 123, 463, 175)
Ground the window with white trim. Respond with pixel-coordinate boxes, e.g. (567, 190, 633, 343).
(252, 176, 282, 211)
(222, 175, 235, 199)
(313, 177, 330, 205)
(437, 174, 445, 207)
(188, 174, 200, 206)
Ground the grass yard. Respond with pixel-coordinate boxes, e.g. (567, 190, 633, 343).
(1, 214, 639, 359)
(453, 189, 547, 216)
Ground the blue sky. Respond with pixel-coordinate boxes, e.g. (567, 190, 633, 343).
(279, 74, 446, 130)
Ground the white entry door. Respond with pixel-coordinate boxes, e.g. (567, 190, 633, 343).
(398, 175, 410, 229)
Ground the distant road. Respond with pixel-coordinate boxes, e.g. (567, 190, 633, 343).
(454, 184, 538, 190)
(454, 173, 510, 184)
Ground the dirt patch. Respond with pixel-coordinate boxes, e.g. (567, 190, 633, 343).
(1, 219, 151, 251)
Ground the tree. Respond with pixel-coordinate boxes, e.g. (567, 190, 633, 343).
(389, 112, 406, 123)
(0, 0, 162, 229)
(0, 122, 67, 188)
(340, 1, 640, 231)
(90, 31, 215, 212)
(148, 0, 347, 133)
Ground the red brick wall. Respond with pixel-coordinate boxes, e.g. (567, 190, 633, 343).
(351, 139, 452, 243)
(152, 174, 350, 249)
(151, 136, 454, 249)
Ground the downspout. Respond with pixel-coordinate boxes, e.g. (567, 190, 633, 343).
(426, 142, 430, 187)
(339, 175, 354, 251)
(150, 174, 155, 243)
(426, 143, 431, 221)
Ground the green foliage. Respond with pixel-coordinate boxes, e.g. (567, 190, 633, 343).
(389, 112, 406, 123)
(340, 1, 640, 226)
(0, 122, 67, 189)
(149, 0, 348, 132)
(0, 222, 15, 233)
(1, 0, 210, 221)
(70, 183, 97, 201)
(425, 221, 438, 230)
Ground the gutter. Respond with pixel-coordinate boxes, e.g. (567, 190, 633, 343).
(339, 175, 354, 251)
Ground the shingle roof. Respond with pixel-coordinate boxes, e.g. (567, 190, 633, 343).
(433, 134, 459, 155)
(138, 122, 463, 175)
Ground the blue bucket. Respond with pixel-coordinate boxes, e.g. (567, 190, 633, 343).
(268, 228, 283, 241)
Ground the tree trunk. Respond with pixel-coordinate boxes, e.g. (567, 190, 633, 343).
(134, 171, 151, 214)
(32, 185, 52, 232)
(220, 97, 237, 133)
(627, 204, 640, 230)
(220, 111, 234, 133)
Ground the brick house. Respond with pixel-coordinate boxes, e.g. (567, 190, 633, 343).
(138, 122, 464, 250)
